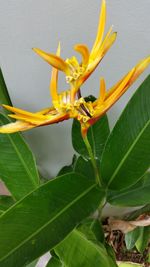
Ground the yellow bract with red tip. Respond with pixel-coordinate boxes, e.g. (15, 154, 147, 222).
(0, 0, 149, 137)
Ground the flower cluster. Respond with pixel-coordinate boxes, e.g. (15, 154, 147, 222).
(0, 0, 149, 137)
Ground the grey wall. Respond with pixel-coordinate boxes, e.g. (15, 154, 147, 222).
(0, 0, 150, 178)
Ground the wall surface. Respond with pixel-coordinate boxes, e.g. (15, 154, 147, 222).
(0, 0, 150, 178)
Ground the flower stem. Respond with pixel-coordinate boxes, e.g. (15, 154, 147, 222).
(83, 135, 101, 186)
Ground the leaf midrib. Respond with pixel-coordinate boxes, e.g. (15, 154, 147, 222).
(108, 118, 150, 186)
(7, 133, 38, 188)
(0, 183, 96, 262)
(109, 183, 150, 202)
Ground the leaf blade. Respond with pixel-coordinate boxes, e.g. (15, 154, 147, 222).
(55, 229, 112, 267)
(0, 173, 104, 267)
(101, 75, 150, 189)
(108, 173, 150, 207)
(0, 68, 12, 109)
(0, 113, 40, 200)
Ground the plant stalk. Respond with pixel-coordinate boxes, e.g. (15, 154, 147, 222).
(83, 135, 101, 186)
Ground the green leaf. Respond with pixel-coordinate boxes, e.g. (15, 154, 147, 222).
(0, 195, 15, 211)
(0, 68, 12, 111)
(55, 229, 114, 267)
(26, 259, 38, 267)
(57, 155, 77, 176)
(72, 99, 110, 160)
(136, 226, 150, 253)
(74, 156, 95, 180)
(78, 218, 105, 243)
(125, 228, 141, 250)
(101, 75, 150, 190)
(0, 113, 40, 200)
(46, 257, 63, 267)
(108, 172, 150, 207)
(0, 173, 104, 267)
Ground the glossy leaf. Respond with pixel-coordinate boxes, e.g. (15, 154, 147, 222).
(125, 228, 141, 250)
(108, 172, 150, 207)
(78, 218, 105, 243)
(101, 75, 150, 190)
(74, 156, 95, 180)
(46, 257, 63, 267)
(72, 96, 110, 159)
(0, 173, 104, 267)
(26, 259, 38, 267)
(0, 113, 40, 200)
(57, 155, 77, 176)
(0, 195, 15, 211)
(135, 226, 150, 253)
(0, 68, 12, 111)
(55, 229, 115, 267)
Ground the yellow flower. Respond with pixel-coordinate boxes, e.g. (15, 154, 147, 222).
(0, 1, 149, 136)
(0, 56, 149, 135)
(33, 0, 117, 101)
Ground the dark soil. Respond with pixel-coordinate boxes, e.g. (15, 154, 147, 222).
(106, 230, 150, 266)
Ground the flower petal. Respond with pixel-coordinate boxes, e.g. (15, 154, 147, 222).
(2, 105, 47, 121)
(90, 0, 106, 58)
(50, 43, 61, 103)
(78, 28, 116, 88)
(106, 56, 150, 100)
(0, 121, 35, 133)
(33, 48, 69, 73)
(74, 44, 90, 65)
(99, 77, 106, 102)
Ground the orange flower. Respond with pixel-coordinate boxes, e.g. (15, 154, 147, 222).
(33, 0, 116, 101)
(0, 56, 149, 135)
(0, 1, 149, 136)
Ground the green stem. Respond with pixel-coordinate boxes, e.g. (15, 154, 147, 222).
(83, 135, 101, 186)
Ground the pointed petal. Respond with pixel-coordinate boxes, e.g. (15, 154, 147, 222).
(128, 56, 150, 86)
(105, 68, 135, 107)
(2, 105, 47, 121)
(50, 43, 61, 103)
(101, 31, 117, 57)
(91, 0, 106, 58)
(8, 114, 47, 124)
(99, 77, 106, 102)
(74, 44, 90, 65)
(33, 48, 69, 73)
(91, 68, 135, 123)
(77, 28, 116, 88)
(0, 121, 35, 133)
(106, 56, 150, 99)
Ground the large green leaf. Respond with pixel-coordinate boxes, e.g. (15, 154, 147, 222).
(101, 75, 150, 190)
(0, 68, 12, 110)
(78, 218, 105, 244)
(0, 173, 104, 267)
(72, 96, 110, 160)
(108, 172, 150, 207)
(26, 259, 38, 267)
(136, 226, 150, 253)
(0, 113, 39, 200)
(46, 257, 63, 267)
(74, 156, 95, 180)
(55, 229, 115, 267)
(0, 196, 15, 211)
(57, 155, 77, 176)
(125, 228, 141, 250)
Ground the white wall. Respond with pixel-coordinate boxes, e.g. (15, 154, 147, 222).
(0, 0, 150, 178)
